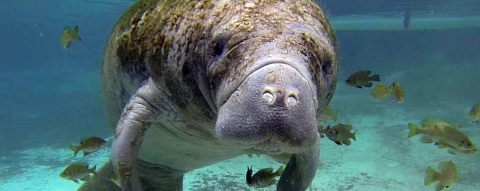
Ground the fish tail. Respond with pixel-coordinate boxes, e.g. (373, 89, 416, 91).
(69, 144, 80, 157)
(407, 123, 419, 138)
(70, 25, 82, 41)
(275, 166, 285, 176)
(352, 130, 358, 141)
(370, 74, 381, 81)
(424, 167, 439, 186)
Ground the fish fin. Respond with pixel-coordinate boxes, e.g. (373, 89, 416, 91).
(355, 86, 363, 89)
(362, 70, 372, 75)
(70, 25, 82, 41)
(447, 149, 459, 155)
(370, 74, 381, 81)
(275, 166, 285, 176)
(432, 125, 444, 136)
(420, 136, 434, 144)
(69, 144, 79, 157)
(424, 167, 439, 185)
(246, 166, 253, 184)
(73, 179, 79, 184)
(364, 82, 373, 87)
(351, 130, 358, 141)
(435, 183, 446, 191)
(269, 179, 277, 186)
(334, 141, 342, 145)
(343, 140, 352, 146)
(407, 123, 419, 138)
(437, 144, 448, 149)
(63, 41, 71, 49)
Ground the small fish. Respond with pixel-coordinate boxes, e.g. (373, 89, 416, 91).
(60, 25, 82, 49)
(389, 81, 404, 103)
(322, 123, 357, 146)
(424, 160, 457, 191)
(403, 9, 411, 29)
(345, 70, 380, 88)
(246, 166, 284, 188)
(69, 136, 106, 157)
(469, 103, 480, 123)
(408, 123, 477, 155)
(59, 162, 97, 184)
(319, 105, 339, 122)
(370, 83, 392, 101)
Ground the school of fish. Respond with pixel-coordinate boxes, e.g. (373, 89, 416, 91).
(57, 19, 477, 190)
(342, 69, 478, 191)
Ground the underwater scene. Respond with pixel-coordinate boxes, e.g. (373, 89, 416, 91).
(1, 0, 480, 191)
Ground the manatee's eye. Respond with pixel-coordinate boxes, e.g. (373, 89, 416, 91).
(446, 186, 449, 188)
(212, 33, 229, 57)
(321, 56, 332, 76)
(213, 41, 225, 56)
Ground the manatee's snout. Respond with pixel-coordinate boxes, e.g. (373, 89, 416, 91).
(215, 63, 319, 154)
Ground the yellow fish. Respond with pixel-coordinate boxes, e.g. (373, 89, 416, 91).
(370, 83, 392, 101)
(60, 25, 82, 49)
(408, 123, 477, 155)
(322, 123, 357, 146)
(59, 162, 97, 184)
(69, 136, 106, 157)
(424, 160, 457, 191)
(389, 81, 404, 103)
(319, 105, 339, 122)
(345, 70, 380, 88)
(469, 103, 480, 123)
(246, 166, 284, 188)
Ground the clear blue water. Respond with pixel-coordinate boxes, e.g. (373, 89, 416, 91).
(1, 0, 479, 191)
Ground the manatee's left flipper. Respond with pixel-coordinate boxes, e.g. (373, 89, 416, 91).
(111, 78, 171, 191)
(277, 143, 319, 191)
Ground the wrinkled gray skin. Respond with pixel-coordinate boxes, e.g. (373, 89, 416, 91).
(78, 0, 338, 191)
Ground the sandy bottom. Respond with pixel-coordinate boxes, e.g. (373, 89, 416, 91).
(1, 107, 479, 191)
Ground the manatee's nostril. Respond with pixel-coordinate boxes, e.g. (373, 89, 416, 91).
(286, 92, 298, 106)
(262, 88, 275, 105)
(287, 95, 297, 106)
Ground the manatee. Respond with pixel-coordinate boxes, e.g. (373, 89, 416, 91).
(78, 0, 338, 190)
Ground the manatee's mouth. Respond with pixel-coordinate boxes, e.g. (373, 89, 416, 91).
(215, 62, 320, 154)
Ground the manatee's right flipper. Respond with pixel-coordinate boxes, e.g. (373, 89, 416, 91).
(277, 143, 320, 191)
(77, 159, 121, 191)
(111, 78, 173, 191)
